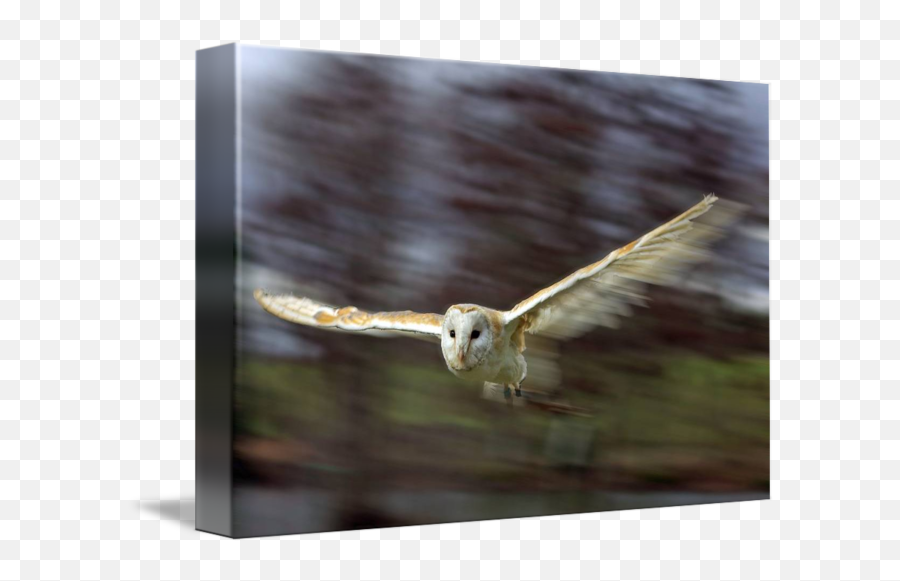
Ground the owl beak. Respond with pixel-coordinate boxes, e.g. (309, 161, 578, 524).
(457, 341, 469, 365)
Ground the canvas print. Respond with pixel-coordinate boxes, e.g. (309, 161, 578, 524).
(197, 44, 768, 538)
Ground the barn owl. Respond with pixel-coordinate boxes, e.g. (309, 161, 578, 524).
(254, 195, 732, 401)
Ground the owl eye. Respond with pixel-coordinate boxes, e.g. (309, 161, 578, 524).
(471, 330, 480, 339)
(449, 330, 455, 338)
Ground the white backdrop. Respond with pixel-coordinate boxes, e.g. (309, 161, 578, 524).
(2, 1, 894, 579)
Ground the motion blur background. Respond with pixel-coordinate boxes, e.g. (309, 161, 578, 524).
(234, 45, 767, 537)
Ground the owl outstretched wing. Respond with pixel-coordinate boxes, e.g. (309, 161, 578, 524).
(502, 195, 739, 339)
(254, 290, 444, 339)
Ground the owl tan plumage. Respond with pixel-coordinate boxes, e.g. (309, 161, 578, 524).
(254, 195, 735, 402)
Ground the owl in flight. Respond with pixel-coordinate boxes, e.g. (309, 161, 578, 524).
(255, 195, 732, 401)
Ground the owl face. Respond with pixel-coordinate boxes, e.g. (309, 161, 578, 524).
(441, 305, 493, 372)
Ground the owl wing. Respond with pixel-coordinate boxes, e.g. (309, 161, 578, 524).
(502, 195, 738, 339)
(254, 289, 444, 340)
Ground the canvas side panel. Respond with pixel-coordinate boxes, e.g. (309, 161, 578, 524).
(195, 44, 237, 537)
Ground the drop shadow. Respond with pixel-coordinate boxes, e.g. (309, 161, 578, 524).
(140, 497, 196, 530)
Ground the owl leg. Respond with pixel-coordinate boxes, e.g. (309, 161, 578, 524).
(503, 385, 512, 399)
(515, 359, 527, 397)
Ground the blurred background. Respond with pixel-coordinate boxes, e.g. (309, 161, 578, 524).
(233, 45, 768, 537)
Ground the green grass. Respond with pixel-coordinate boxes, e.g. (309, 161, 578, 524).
(233, 349, 769, 488)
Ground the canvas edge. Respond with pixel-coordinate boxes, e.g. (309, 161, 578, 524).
(195, 43, 238, 538)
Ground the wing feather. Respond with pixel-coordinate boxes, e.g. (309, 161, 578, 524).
(503, 194, 738, 338)
(254, 290, 444, 339)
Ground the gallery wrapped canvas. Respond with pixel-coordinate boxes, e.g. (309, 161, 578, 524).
(196, 43, 768, 538)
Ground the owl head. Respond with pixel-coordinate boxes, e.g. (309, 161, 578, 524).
(441, 304, 493, 372)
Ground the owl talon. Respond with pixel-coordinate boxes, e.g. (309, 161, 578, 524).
(515, 387, 522, 397)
